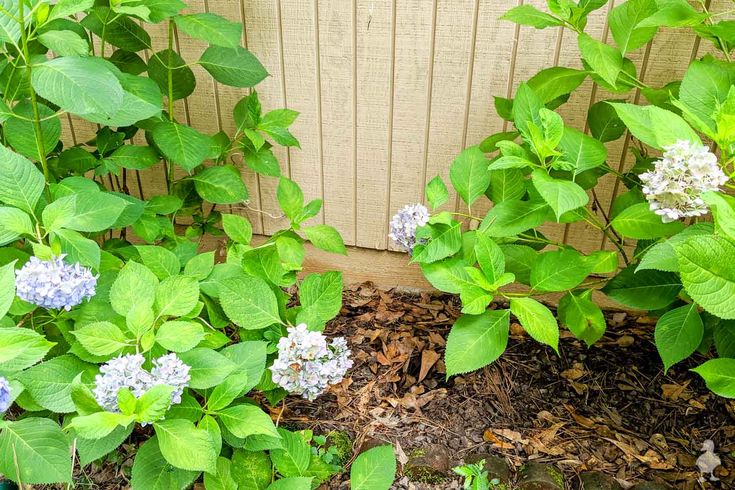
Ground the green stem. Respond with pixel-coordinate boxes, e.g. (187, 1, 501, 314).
(166, 19, 175, 192)
(584, 208, 630, 265)
(18, 0, 51, 201)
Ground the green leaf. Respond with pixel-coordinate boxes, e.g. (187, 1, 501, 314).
(154, 275, 200, 317)
(419, 257, 473, 294)
(602, 267, 681, 310)
(587, 100, 626, 142)
(146, 48, 195, 100)
(479, 200, 552, 237)
(531, 170, 589, 221)
(510, 297, 559, 352)
(303, 225, 347, 255)
(425, 176, 449, 210)
(411, 222, 463, 264)
(692, 359, 735, 398)
(218, 404, 279, 439)
(17, 354, 95, 413)
(702, 192, 735, 241)
(714, 321, 735, 358)
(220, 275, 281, 329)
(183, 251, 215, 280)
(199, 46, 268, 88)
(31, 57, 123, 118)
(0, 261, 15, 318)
(675, 235, 735, 319)
(57, 192, 129, 233)
(608, 0, 658, 54)
(222, 214, 253, 244)
(174, 13, 242, 48)
(130, 437, 199, 490)
(110, 260, 159, 316)
(267, 478, 313, 490)
(38, 29, 89, 56)
(152, 121, 212, 172)
(106, 145, 160, 170)
(231, 449, 272, 490)
(445, 309, 510, 377)
(500, 244, 537, 285)
(680, 60, 735, 134)
(0, 418, 72, 484)
(178, 348, 236, 389)
(135, 245, 180, 279)
(608, 102, 700, 149)
(49, 0, 95, 21)
(636, 0, 707, 28)
(655, 304, 703, 372)
(69, 411, 135, 440)
(270, 428, 310, 477)
(527, 67, 588, 104)
(75, 424, 133, 466)
(0, 327, 54, 371)
(296, 271, 343, 329)
(558, 126, 607, 175)
(54, 228, 101, 269)
(205, 456, 238, 490)
(611, 202, 685, 239)
(192, 165, 248, 204)
(0, 206, 33, 245)
(0, 144, 45, 214)
(87, 72, 163, 127)
(636, 223, 713, 273)
(135, 384, 177, 423)
(154, 419, 217, 472)
(449, 147, 491, 206)
(558, 290, 606, 347)
(156, 321, 204, 352)
(474, 233, 504, 285)
(578, 33, 623, 86)
(277, 177, 304, 220)
(501, 5, 563, 28)
(350, 445, 396, 490)
(73, 321, 129, 356)
(530, 248, 593, 292)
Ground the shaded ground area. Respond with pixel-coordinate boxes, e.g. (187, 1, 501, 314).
(285, 284, 735, 489)
(28, 284, 735, 489)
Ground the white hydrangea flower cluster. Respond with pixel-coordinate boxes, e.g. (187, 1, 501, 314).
(270, 324, 353, 401)
(93, 353, 191, 415)
(0, 376, 11, 413)
(15, 255, 97, 310)
(389, 203, 430, 253)
(639, 140, 729, 223)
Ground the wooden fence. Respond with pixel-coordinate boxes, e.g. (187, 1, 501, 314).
(61, 0, 726, 286)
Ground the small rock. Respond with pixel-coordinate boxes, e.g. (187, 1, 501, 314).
(404, 445, 451, 484)
(579, 471, 623, 490)
(464, 453, 512, 483)
(517, 462, 565, 490)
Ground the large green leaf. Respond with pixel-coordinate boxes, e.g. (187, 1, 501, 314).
(174, 13, 242, 48)
(5, 100, 61, 161)
(531, 170, 589, 221)
(608, 102, 700, 149)
(270, 429, 310, 477)
(0, 261, 16, 318)
(0, 144, 45, 214)
(0, 418, 72, 484)
(147, 49, 196, 100)
(558, 126, 607, 175)
(479, 200, 552, 238)
(500, 5, 563, 29)
(110, 260, 159, 316)
(82, 7, 152, 52)
(350, 445, 396, 490)
(608, 0, 658, 53)
(130, 437, 199, 490)
(219, 275, 281, 329)
(17, 354, 95, 413)
(611, 202, 685, 239)
(54, 228, 101, 269)
(73, 321, 129, 356)
(0, 327, 54, 371)
(578, 33, 623, 86)
(49, 0, 95, 21)
(527, 67, 587, 104)
(218, 404, 279, 439)
(412, 222, 463, 264)
(654, 303, 703, 372)
(31, 56, 123, 118)
(296, 271, 343, 329)
(154, 275, 200, 317)
(445, 309, 510, 376)
(199, 46, 268, 88)
(178, 348, 236, 389)
(602, 267, 681, 310)
(83, 73, 163, 127)
(0, 206, 33, 245)
(231, 449, 272, 490)
(510, 297, 559, 352)
(152, 121, 212, 172)
(449, 147, 491, 206)
(530, 248, 593, 292)
(558, 290, 606, 347)
(38, 29, 90, 56)
(154, 419, 217, 473)
(192, 165, 249, 204)
(675, 235, 735, 319)
(680, 59, 735, 133)
(692, 359, 735, 398)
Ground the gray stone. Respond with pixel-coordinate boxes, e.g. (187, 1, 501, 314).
(517, 462, 565, 490)
(464, 453, 512, 483)
(579, 471, 623, 490)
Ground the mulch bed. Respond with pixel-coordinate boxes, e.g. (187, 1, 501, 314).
(31, 284, 735, 489)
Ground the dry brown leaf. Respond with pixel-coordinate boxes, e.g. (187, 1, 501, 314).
(561, 367, 585, 381)
(418, 349, 441, 382)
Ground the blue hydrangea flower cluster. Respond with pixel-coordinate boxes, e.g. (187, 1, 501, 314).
(0, 377, 11, 412)
(270, 323, 353, 401)
(15, 255, 97, 310)
(93, 353, 191, 417)
(389, 203, 430, 253)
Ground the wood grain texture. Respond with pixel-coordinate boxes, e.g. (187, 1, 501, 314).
(55, 1, 712, 263)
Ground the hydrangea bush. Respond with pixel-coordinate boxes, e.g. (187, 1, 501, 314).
(0, 0, 390, 487)
(395, 0, 735, 398)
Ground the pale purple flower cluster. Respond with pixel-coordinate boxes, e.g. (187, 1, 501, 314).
(639, 140, 728, 223)
(93, 353, 190, 417)
(15, 255, 97, 310)
(389, 203, 430, 252)
(0, 377, 11, 412)
(270, 324, 353, 401)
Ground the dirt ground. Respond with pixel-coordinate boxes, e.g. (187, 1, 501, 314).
(32, 284, 735, 489)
